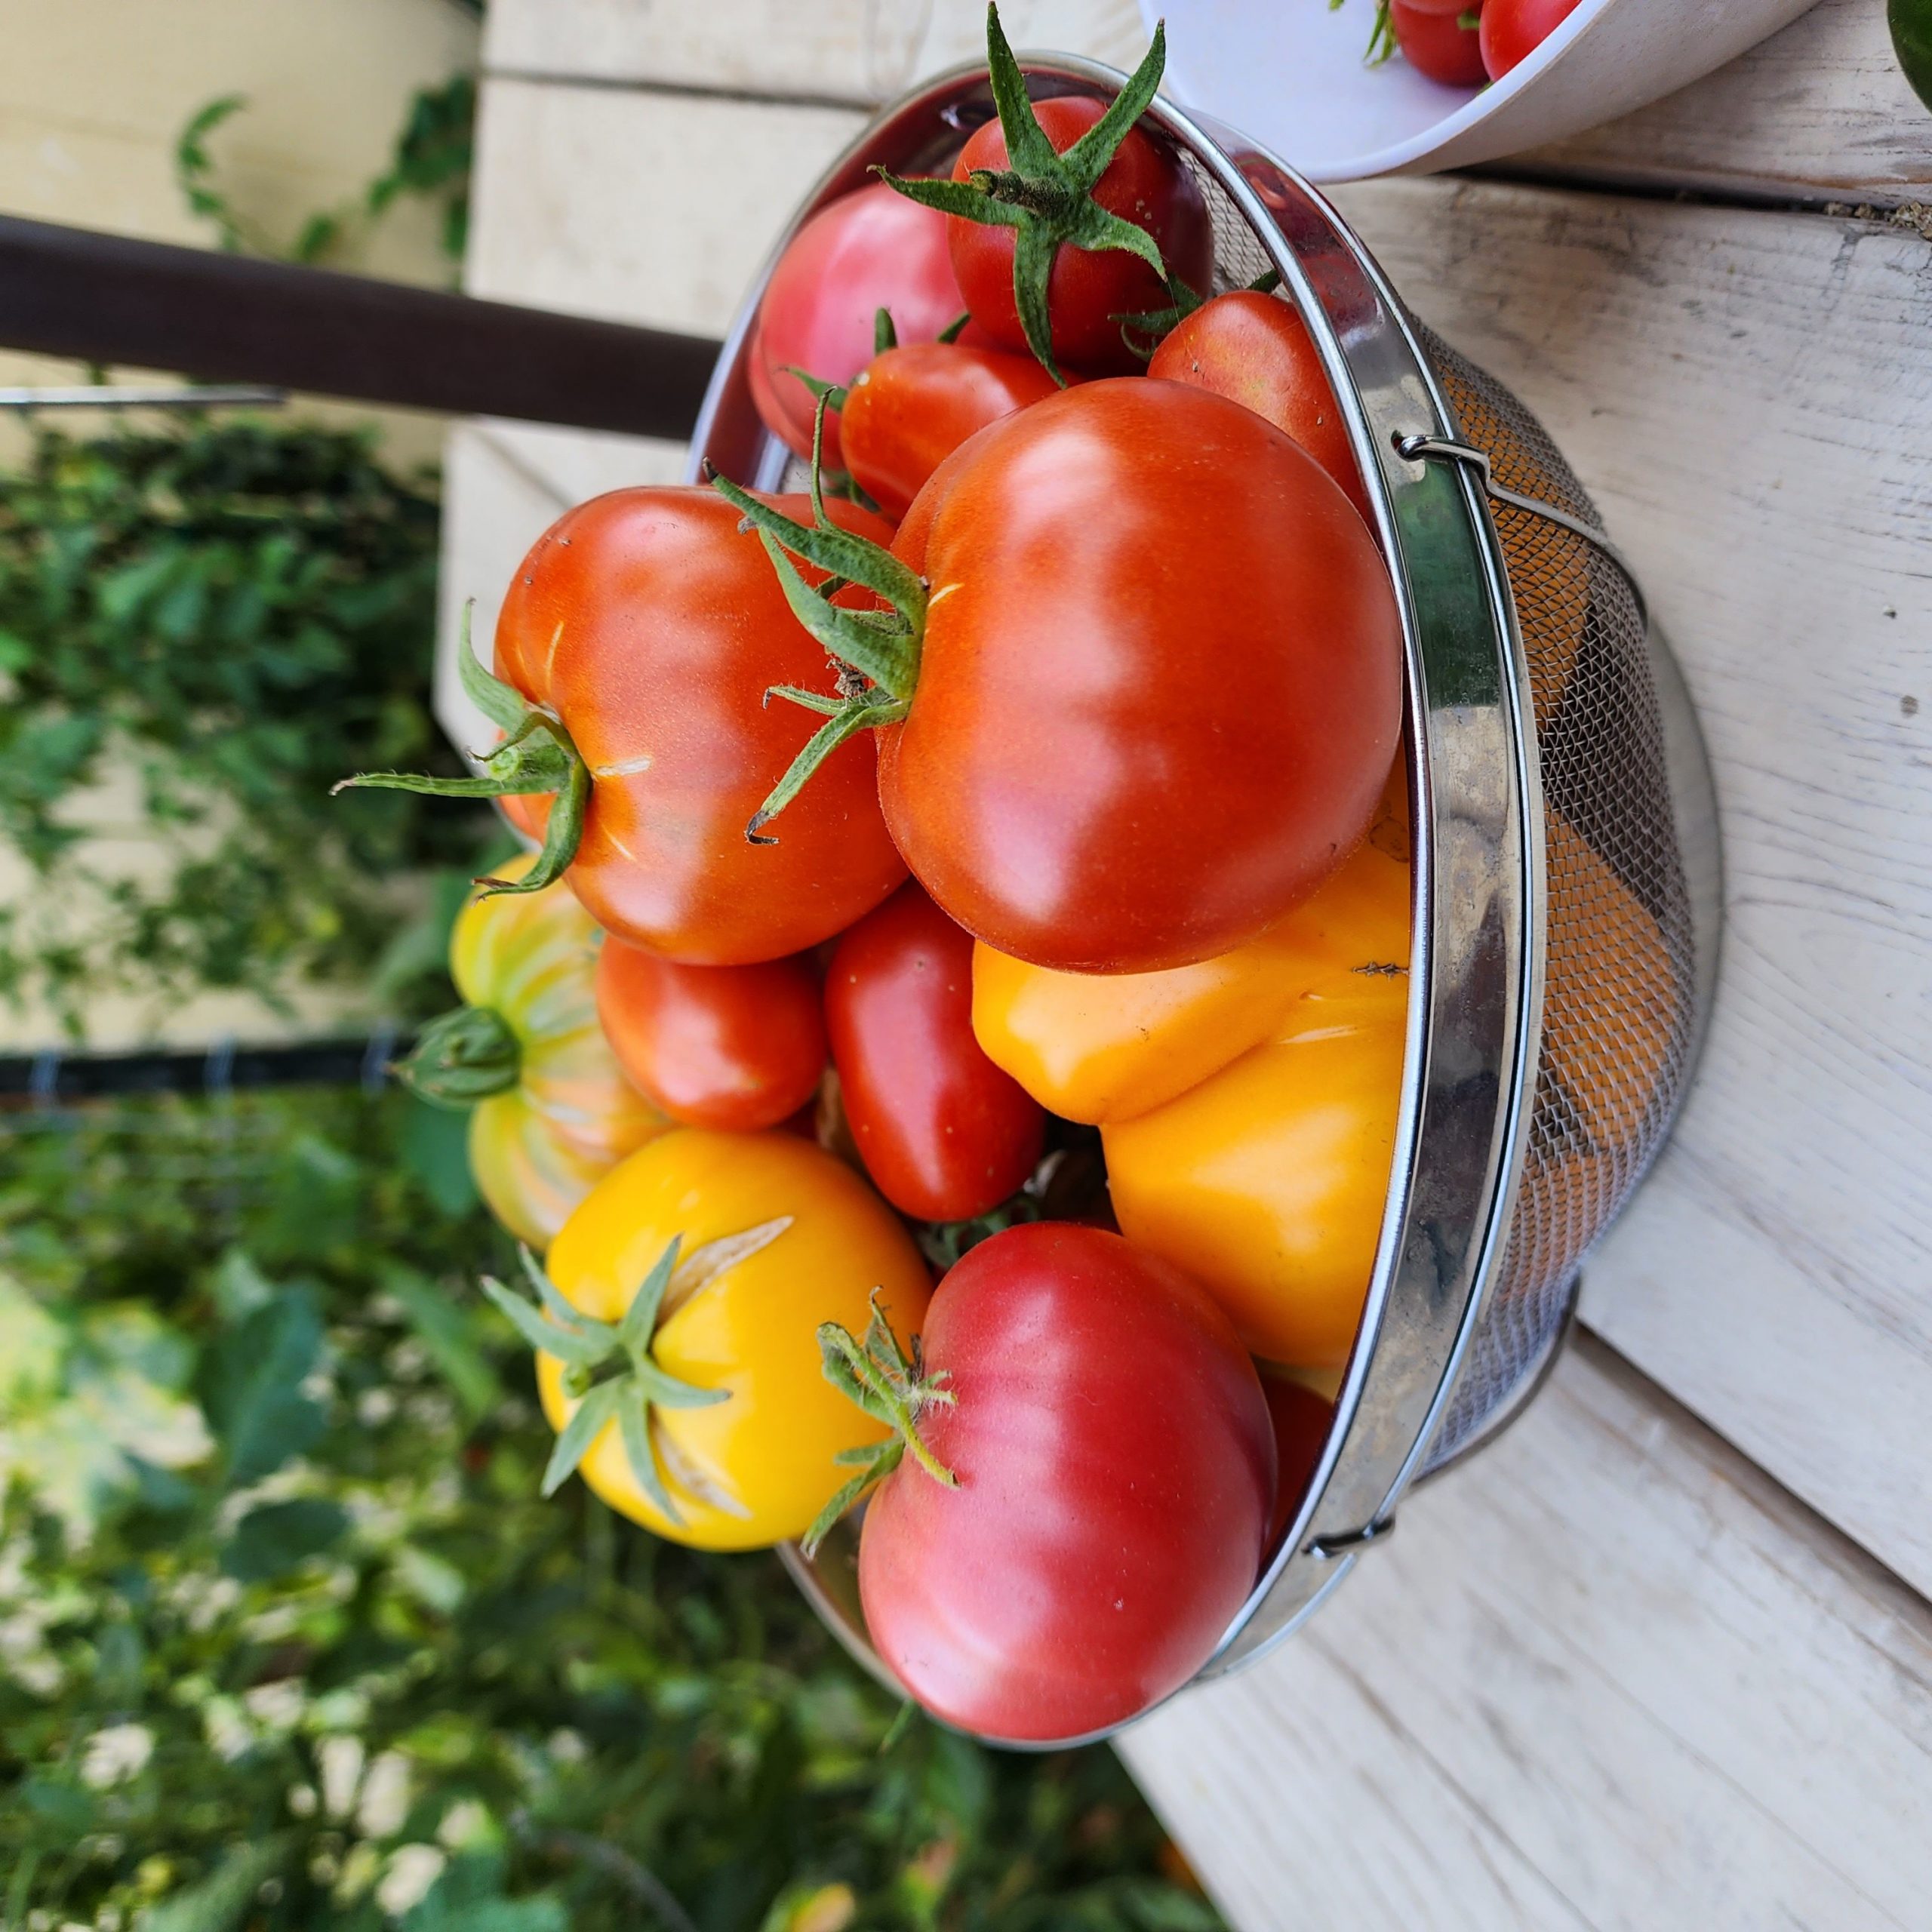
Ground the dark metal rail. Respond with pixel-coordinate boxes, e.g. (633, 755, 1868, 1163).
(0, 1035, 416, 1105)
(0, 215, 721, 440)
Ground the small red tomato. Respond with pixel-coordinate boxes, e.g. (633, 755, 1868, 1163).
(841, 342, 1062, 521)
(881, 380, 1404, 974)
(947, 97, 1213, 375)
(1147, 289, 1374, 526)
(825, 881, 1044, 1223)
(1392, 1, 1490, 85)
(1480, 0, 1582, 77)
(848, 1223, 1275, 1740)
(1260, 1374, 1337, 1555)
(493, 488, 906, 963)
(750, 183, 964, 469)
(595, 939, 826, 1132)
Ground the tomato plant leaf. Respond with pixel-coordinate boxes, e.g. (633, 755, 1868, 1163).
(197, 1286, 325, 1488)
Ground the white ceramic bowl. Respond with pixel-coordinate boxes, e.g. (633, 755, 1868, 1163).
(1145, 0, 1820, 181)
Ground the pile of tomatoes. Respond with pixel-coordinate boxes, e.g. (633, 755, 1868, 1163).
(358, 9, 1413, 1743)
(1374, 0, 1583, 88)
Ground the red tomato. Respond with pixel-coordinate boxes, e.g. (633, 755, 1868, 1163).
(1146, 289, 1374, 526)
(595, 939, 826, 1131)
(1392, 1, 1490, 85)
(881, 379, 1404, 974)
(841, 342, 1062, 521)
(824, 881, 1043, 1223)
(1398, 0, 1476, 11)
(750, 183, 964, 470)
(1261, 1375, 1336, 1554)
(946, 97, 1213, 375)
(854, 1223, 1275, 1740)
(493, 488, 906, 962)
(1480, 0, 1582, 77)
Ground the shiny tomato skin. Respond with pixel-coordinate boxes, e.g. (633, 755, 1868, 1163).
(1394, 1, 1490, 85)
(595, 939, 826, 1131)
(1480, 0, 1583, 76)
(857, 1223, 1275, 1740)
(825, 881, 1044, 1222)
(752, 183, 964, 469)
(493, 487, 906, 963)
(1147, 289, 1374, 525)
(1262, 1374, 1337, 1553)
(879, 379, 1404, 974)
(842, 342, 1062, 521)
(949, 97, 1214, 374)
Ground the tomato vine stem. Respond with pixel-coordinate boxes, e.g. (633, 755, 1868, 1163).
(875, 4, 1171, 386)
(801, 1291, 956, 1558)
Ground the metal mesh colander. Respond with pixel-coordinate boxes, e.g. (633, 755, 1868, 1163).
(687, 51, 1721, 1740)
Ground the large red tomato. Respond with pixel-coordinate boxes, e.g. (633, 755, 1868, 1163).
(750, 183, 964, 470)
(841, 1222, 1274, 1740)
(491, 488, 905, 962)
(595, 940, 826, 1131)
(1146, 289, 1374, 525)
(841, 341, 1062, 521)
(824, 881, 1044, 1223)
(1481, 0, 1583, 77)
(945, 97, 1212, 375)
(880, 379, 1404, 974)
(1394, 2, 1490, 85)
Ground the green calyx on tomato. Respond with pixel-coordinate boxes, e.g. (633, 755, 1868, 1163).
(1113, 263, 1280, 363)
(395, 1002, 522, 1108)
(483, 1231, 782, 1523)
(877, 5, 1170, 385)
(710, 398, 927, 841)
(335, 604, 591, 902)
(801, 1291, 958, 1558)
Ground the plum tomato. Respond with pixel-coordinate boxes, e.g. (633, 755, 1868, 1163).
(355, 487, 909, 965)
(882, 380, 1402, 972)
(749, 183, 964, 470)
(841, 341, 1062, 521)
(1146, 288, 1374, 525)
(1479, 0, 1583, 78)
(824, 881, 1044, 1223)
(940, 95, 1211, 377)
(1393, 2, 1490, 86)
(595, 940, 826, 1132)
(814, 1222, 1275, 1740)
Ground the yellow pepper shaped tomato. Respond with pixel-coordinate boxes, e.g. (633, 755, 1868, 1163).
(974, 765, 1410, 1125)
(401, 856, 668, 1250)
(1103, 984, 1404, 1367)
(516, 1128, 932, 1551)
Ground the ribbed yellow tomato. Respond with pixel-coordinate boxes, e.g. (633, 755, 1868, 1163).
(531, 1129, 933, 1551)
(973, 765, 1409, 1125)
(408, 856, 667, 1250)
(1103, 984, 1404, 1367)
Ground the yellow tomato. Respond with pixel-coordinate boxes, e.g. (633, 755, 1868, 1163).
(408, 856, 667, 1250)
(531, 1128, 932, 1551)
(1103, 984, 1405, 1367)
(973, 763, 1410, 1125)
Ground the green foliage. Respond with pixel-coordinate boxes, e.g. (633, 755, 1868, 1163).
(0, 416, 492, 1035)
(174, 74, 476, 270)
(0, 1091, 1224, 1930)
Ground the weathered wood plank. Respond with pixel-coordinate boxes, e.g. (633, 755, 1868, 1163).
(1520, 0, 1932, 206)
(1325, 175, 1932, 1599)
(480, 0, 1147, 105)
(481, 0, 1932, 204)
(466, 77, 865, 333)
(1119, 1337, 1932, 1932)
